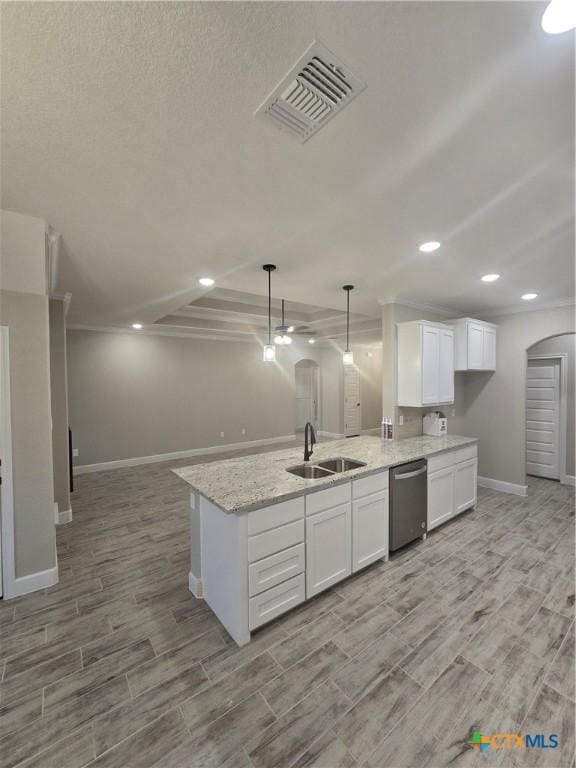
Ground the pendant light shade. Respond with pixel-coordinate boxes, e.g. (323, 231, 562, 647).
(342, 285, 354, 365)
(262, 265, 277, 362)
(263, 344, 276, 361)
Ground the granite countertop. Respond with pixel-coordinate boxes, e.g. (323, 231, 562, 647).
(173, 434, 478, 515)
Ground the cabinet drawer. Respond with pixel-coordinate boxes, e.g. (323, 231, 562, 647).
(248, 519, 304, 563)
(249, 573, 305, 630)
(247, 497, 304, 536)
(306, 482, 351, 516)
(428, 444, 477, 473)
(352, 470, 389, 499)
(249, 543, 305, 597)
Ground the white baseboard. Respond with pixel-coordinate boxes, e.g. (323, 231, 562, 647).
(56, 507, 72, 525)
(318, 431, 345, 439)
(563, 475, 576, 487)
(74, 434, 295, 475)
(188, 571, 203, 599)
(11, 565, 59, 598)
(478, 476, 528, 497)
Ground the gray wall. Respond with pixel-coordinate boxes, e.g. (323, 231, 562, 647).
(527, 333, 575, 478)
(49, 298, 71, 514)
(450, 305, 576, 487)
(67, 330, 383, 466)
(0, 209, 56, 583)
(68, 331, 296, 465)
(0, 290, 56, 578)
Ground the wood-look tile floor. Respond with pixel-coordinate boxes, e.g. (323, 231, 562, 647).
(1, 442, 574, 768)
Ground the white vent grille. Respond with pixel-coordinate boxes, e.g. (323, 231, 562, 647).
(255, 41, 366, 143)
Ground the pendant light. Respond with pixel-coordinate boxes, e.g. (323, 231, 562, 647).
(342, 284, 354, 365)
(262, 264, 277, 362)
(274, 300, 293, 345)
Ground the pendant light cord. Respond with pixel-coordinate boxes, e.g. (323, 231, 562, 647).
(346, 289, 350, 351)
(268, 270, 272, 345)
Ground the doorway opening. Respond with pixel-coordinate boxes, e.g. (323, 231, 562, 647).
(526, 333, 575, 486)
(294, 359, 320, 434)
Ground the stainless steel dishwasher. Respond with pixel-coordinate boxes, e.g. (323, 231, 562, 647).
(389, 459, 427, 551)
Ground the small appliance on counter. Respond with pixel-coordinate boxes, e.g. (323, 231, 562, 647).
(423, 411, 448, 437)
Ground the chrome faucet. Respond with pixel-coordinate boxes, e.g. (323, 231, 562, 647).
(304, 422, 316, 462)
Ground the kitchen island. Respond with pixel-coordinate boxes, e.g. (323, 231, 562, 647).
(174, 434, 478, 645)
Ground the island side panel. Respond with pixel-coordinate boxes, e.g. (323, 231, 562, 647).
(200, 496, 250, 646)
(188, 491, 203, 597)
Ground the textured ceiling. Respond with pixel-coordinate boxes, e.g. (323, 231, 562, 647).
(1, 1, 574, 327)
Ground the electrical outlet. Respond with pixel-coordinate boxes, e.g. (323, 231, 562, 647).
(398, 414, 404, 426)
(72, 448, 79, 457)
(220, 432, 225, 438)
(451, 407, 456, 417)
(241, 429, 246, 436)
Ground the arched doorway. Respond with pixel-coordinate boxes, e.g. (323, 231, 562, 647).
(294, 359, 320, 433)
(526, 332, 575, 485)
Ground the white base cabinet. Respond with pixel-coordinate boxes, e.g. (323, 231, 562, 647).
(306, 503, 352, 597)
(427, 445, 477, 531)
(427, 466, 455, 530)
(193, 446, 475, 647)
(455, 458, 477, 514)
(352, 489, 389, 572)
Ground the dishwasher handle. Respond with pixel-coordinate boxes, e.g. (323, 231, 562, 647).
(393, 466, 427, 480)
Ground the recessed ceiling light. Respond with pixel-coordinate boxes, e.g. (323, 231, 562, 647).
(481, 274, 500, 282)
(132, 323, 143, 330)
(308, 339, 315, 344)
(418, 241, 441, 253)
(521, 293, 538, 301)
(198, 277, 215, 287)
(542, 0, 576, 34)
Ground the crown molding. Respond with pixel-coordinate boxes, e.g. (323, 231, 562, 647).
(66, 323, 330, 346)
(51, 291, 72, 317)
(45, 226, 61, 295)
(480, 297, 575, 318)
(378, 298, 461, 318)
(66, 324, 257, 343)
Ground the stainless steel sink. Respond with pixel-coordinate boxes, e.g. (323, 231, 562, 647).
(286, 464, 334, 479)
(316, 457, 367, 473)
(286, 457, 367, 479)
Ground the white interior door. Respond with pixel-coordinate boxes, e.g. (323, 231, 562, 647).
(344, 364, 361, 436)
(295, 364, 319, 431)
(526, 358, 560, 480)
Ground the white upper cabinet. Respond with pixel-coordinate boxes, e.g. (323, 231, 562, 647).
(397, 321, 455, 407)
(453, 318, 497, 371)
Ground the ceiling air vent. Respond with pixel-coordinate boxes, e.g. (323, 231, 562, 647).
(255, 40, 366, 143)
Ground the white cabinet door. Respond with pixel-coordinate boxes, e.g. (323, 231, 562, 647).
(454, 458, 477, 514)
(483, 328, 496, 370)
(421, 325, 440, 404)
(352, 489, 388, 573)
(427, 466, 455, 530)
(438, 328, 454, 403)
(468, 324, 484, 369)
(306, 503, 351, 597)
